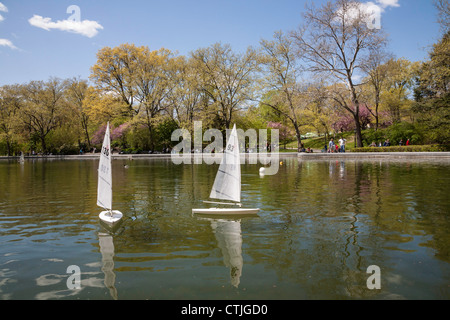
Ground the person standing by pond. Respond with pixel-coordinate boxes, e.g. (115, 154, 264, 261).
(339, 137, 346, 153)
(328, 138, 335, 153)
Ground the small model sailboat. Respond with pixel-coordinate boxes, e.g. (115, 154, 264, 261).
(97, 122, 123, 226)
(192, 124, 260, 216)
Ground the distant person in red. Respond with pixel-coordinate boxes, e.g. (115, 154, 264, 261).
(406, 139, 410, 146)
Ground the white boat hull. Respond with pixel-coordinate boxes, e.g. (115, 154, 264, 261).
(99, 210, 123, 226)
(192, 208, 260, 216)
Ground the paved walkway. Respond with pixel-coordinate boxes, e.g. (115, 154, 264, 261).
(1, 151, 450, 161)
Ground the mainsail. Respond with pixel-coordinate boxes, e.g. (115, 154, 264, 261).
(97, 122, 112, 211)
(209, 124, 241, 203)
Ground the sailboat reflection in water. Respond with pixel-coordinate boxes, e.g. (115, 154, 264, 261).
(211, 219, 243, 288)
(98, 232, 118, 300)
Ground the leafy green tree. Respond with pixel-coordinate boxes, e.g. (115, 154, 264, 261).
(191, 43, 259, 130)
(166, 55, 203, 134)
(90, 44, 142, 117)
(413, 31, 450, 145)
(380, 58, 419, 124)
(90, 44, 178, 150)
(0, 85, 22, 155)
(303, 84, 335, 141)
(66, 78, 91, 147)
(20, 78, 69, 153)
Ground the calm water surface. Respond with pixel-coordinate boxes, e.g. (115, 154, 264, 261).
(0, 157, 449, 300)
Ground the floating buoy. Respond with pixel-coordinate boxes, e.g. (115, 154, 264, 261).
(259, 167, 265, 174)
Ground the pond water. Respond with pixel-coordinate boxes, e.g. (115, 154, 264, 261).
(0, 156, 449, 300)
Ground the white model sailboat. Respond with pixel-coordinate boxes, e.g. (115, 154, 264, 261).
(192, 124, 260, 216)
(97, 122, 123, 226)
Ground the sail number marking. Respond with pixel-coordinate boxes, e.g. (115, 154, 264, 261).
(102, 146, 110, 157)
(100, 164, 109, 174)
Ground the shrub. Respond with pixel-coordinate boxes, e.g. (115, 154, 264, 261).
(362, 129, 385, 146)
(352, 145, 449, 152)
(362, 122, 426, 147)
(386, 122, 424, 145)
(58, 145, 80, 155)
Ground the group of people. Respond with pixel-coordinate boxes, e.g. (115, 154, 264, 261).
(398, 139, 410, 146)
(369, 138, 411, 147)
(300, 146, 314, 153)
(326, 137, 347, 153)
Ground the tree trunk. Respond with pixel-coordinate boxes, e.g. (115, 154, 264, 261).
(375, 95, 380, 131)
(351, 88, 364, 148)
(293, 123, 303, 152)
(85, 127, 91, 148)
(147, 117, 154, 151)
(354, 113, 363, 148)
(40, 135, 47, 154)
(82, 116, 91, 147)
(6, 139, 12, 157)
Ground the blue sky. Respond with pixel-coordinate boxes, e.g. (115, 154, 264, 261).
(0, 0, 442, 86)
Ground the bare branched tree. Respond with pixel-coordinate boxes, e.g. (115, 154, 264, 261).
(434, 0, 450, 33)
(259, 31, 306, 152)
(290, 0, 387, 147)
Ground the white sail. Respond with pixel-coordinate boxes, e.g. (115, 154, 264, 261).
(209, 124, 241, 203)
(97, 122, 112, 211)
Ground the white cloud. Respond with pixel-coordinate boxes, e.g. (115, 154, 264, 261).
(0, 39, 18, 50)
(0, 2, 8, 21)
(376, 0, 400, 9)
(335, 0, 401, 30)
(0, 2, 7, 12)
(28, 14, 103, 38)
(337, 2, 379, 22)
